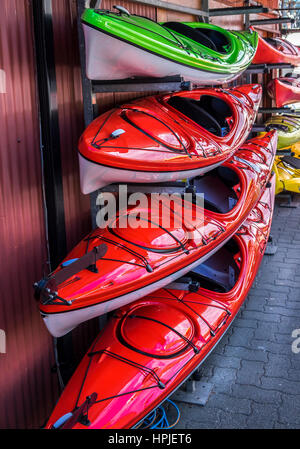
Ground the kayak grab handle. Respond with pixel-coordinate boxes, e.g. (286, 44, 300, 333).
(111, 128, 126, 139)
(114, 5, 131, 16)
(52, 412, 73, 429)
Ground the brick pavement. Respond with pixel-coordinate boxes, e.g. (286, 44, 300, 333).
(174, 195, 300, 429)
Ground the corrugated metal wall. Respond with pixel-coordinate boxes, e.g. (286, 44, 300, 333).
(0, 0, 279, 428)
(50, 0, 157, 256)
(50, 0, 158, 359)
(0, 0, 59, 429)
(52, 0, 91, 254)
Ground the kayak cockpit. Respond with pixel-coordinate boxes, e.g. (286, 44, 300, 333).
(167, 95, 232, 137)
(188, 237, 241, 293)
(163, 22, 230, 53)
(193, 166, 240, 213)
(280, 78, 298, 86)
(280, 155, 300, 170)
(265, 37, 299, 56)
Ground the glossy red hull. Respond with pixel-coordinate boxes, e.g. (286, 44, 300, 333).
(252, 30, 300, 65)
(35, 132, 277, 337)
(78, 84, 262, 193)
(45, 174, 276, 429)
(267, 77, 300, 107)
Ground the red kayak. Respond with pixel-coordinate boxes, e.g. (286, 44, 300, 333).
(251, 29, 300, 65)
(78, 84, 262, 194)
(45, 174, 276, 429)
(34, 131, 276, 338)
(267, 77, 300, 107)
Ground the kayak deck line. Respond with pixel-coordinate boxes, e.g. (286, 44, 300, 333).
(81, 8, 257, 81)
(78, 85, 262, 193)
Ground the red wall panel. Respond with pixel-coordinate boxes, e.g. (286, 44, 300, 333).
(0, 0, 59, 428)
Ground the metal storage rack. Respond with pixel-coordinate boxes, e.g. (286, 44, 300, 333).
(77, 0, 289, 225)
(73, 0, 286, 398)
(243, 5, 299, 208)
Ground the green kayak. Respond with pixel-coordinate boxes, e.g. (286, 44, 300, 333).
(81, 6, 258, 83)
(265, 114, 300, 149)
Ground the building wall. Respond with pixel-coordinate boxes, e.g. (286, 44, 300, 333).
(0, 0, 59, 428)
(0, 0, 279, 428)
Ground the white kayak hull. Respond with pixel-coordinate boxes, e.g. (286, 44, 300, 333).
(83, 23, 244, 84)
(79, 153, 222, 194)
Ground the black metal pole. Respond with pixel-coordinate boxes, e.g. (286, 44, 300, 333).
(32, 0, 74, 387)
(259, 107, 300, 114)
(200, 0, 209, 23)
(209, 6, 268, 16)
(276, 7, 300, 11)
(32, 0, 67, 268)
(282, 28, 300, 34)
(250, 17, 295, 25)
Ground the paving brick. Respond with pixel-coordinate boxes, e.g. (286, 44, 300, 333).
(287, 291, 300, 301)
(278, 270, 295, 281)
(276, 280, 300, 289)
(234, 318, 258, 329)
(224, 345, 268, 362)
(268, 262, 296, 271)
(286, 368, 300, 381)
(257, 265, 279, 274)
(197, 362, 214, 379)
(264, 305, 300, 317)
(277, 237, 296, 244)
(236, 360, 264, 386)
(231, 384, 281, 404)
(255, 274, 279, 284)
(284, 258, 300, 265)
(204, 353, 241, 370)
(280, 316, 300, 329)
(246, 403, 279, 429)
(243, 297, 265, 312)
(274, 422, 298, 429)
(274, 333, 295, 344)
(284, 251, 300, 259)
(267, 297, 287, 306)
(250, 339, 292, 355)
(176, 405, 220, 429)
(207, 392, 252, 415)
(257, 283, 290, 294)
(291, 358, 300, 370)
(254, 322, 280, 341)
(260, 376, 300, 394)
(265, 353, 292, 378)
(278, 395, 300, 426)
(206, 367, 237, 393)
(226, 327, 255, 347)
(274, 279, 297, 288)
(218, 410, 248, 428)
(241, 310, 281, 323)
(264, 291, 288, 300)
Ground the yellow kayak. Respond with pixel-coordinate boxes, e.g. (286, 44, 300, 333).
(274, 153, 300, 195)
(277, 141, 300, 158)
(258, 134, 300, 194)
